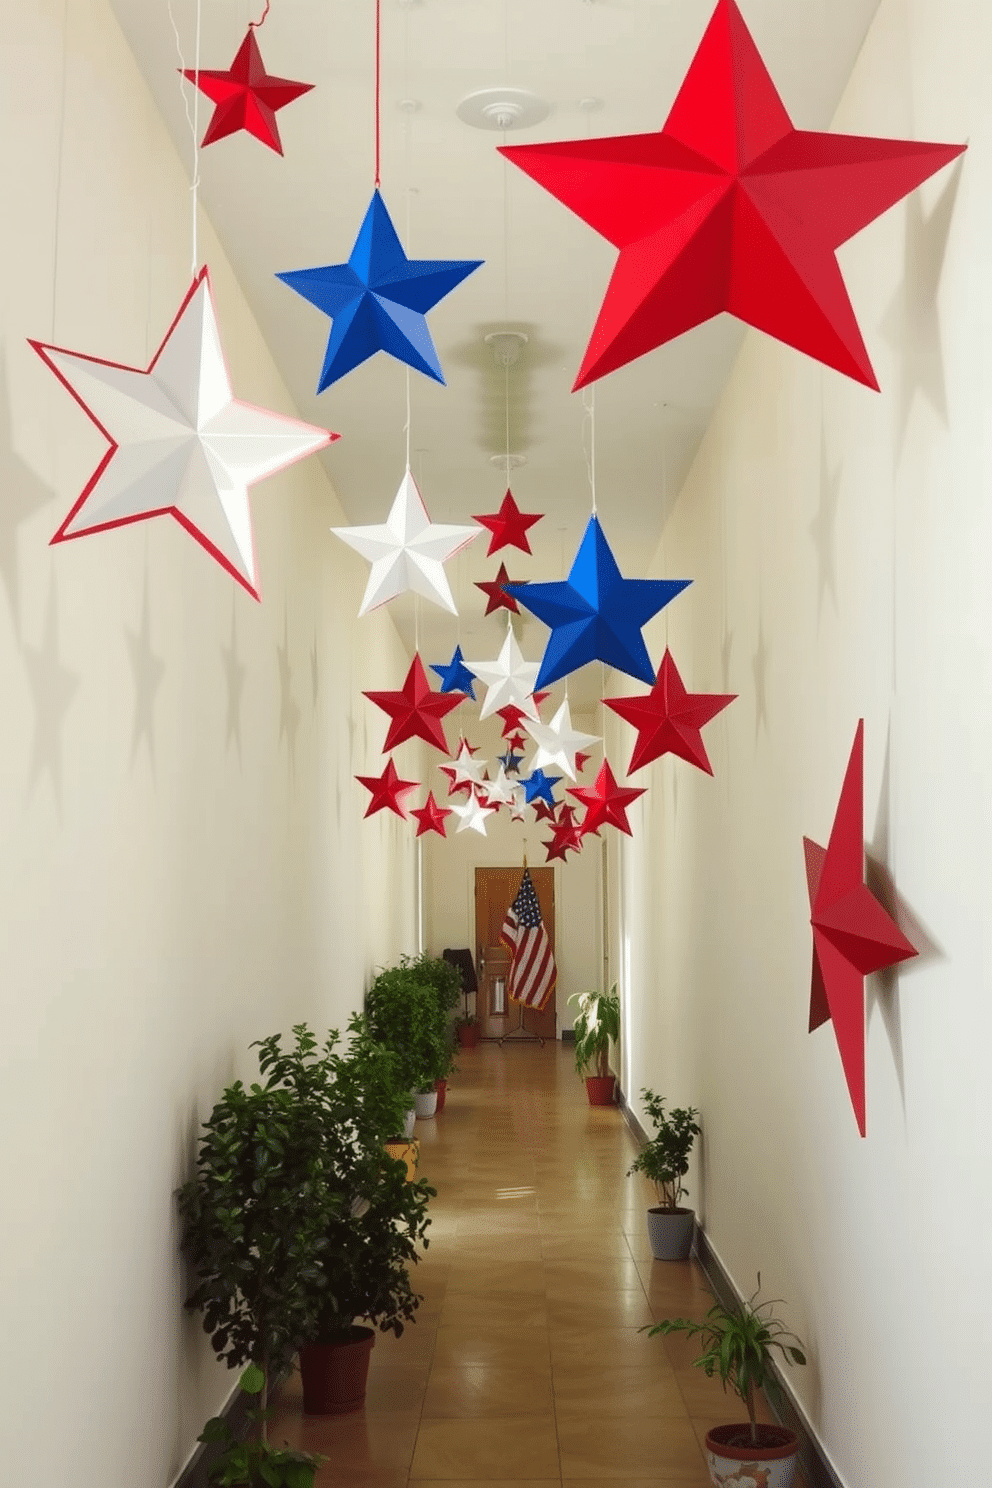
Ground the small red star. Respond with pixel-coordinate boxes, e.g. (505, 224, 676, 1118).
(569, 760, 646, 837)
(543, 803, 584, 862)
(476, 561, 527, 616)
(574, 750, 592, 775)
(182, 30, 314, 155)
(500, 0, 964, 390)
(530, 798, 559, 824)
(364, 652, 466, 755)
(497, 694, 549, 736)
(437, 763, 472, 798)
(472, 488, 544, 555)
(411, 791, 453, 838)
(805, 721, 916, 1136)
(507, 730, 528, 752)
(603, 648, 736, 774)
(356, 757, 419, 819)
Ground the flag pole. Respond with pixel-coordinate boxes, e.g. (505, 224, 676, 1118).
(499, 850, 546, 1048)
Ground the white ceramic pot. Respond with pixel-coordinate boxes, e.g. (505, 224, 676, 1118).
(414, 1089, 438, 1119)
(645, 1206, 695, 1261)
(704, 1423, 799, 1487)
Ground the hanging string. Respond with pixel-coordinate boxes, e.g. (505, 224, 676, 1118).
(582, 387, 597, 516)
(168, 0, 202, 273)
(374, 0, 382, 188)
(661, 420, 669, 646)
(404, 371, 412, 472)
(51, 0, 69, 341)
(504, 358, 511, 485)
(249, 0, 270, 28)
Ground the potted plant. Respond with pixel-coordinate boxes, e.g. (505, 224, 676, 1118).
(566, 985, 621, 1104)
(455, 1010, 480, 1049)
(253, 1018, 435, 1414)
(176, 1031, 347, 1451)
(365, 962, 448, 1119)
(646, 1277, 806, 1487)
(195, 1366, 325, 1485)
(442, 947, 480, 1047)
(407, 952, 462, 1110)
(625, 1088, 701, 1260)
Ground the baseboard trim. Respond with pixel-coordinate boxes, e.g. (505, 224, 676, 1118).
(617, 1091, 847, 1488)
(172, 1368, 291, 1488)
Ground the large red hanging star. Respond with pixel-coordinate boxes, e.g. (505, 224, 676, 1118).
(182, 30, 314, 155)
(804, 721, 917, 1137)
(364, 653, 466, 755)
(476, 561, 527, 616)
(356, 757, 419, 819)
(500, 0, 965, 390)
(569, 760, 646, 837)
(411, 791, 453, 838)
(604, 648, 736, 774)
(472, 489, 544, 556)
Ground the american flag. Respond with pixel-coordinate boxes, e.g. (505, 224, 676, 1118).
(499, 868, 557, 1011)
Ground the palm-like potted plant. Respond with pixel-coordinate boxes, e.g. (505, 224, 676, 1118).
(566, 985, 621, 1104)
(626, 1088, 701, 1260)
(646, 1276, 806, 1486)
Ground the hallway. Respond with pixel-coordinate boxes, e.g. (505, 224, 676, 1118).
(268, 1041, 788, 1485)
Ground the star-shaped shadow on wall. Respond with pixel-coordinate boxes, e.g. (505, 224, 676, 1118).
(810, 421, 842, 623)
(125, 571, 166, 771)
(0, 348, 56, 637)
(880, 157, 963, 456)
(23, 579, 80, 816)
(752, 614, 770, 744)
(221, 600, 247, 764)
(277, 612, 301, 772)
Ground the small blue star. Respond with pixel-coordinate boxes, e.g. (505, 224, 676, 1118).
(506, 514, 691, 689)
(276, 190, 483, 391)
(521, 768, 561, 806)
(498, 749, 523, 775)
(430, 644, 477, 699)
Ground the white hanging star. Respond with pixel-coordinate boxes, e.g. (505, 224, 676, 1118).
(332, 468, 480, 616)
(450, 794, 495, 835)
(30, 267, 336, 600)
(466, 625, 541, 721)
(442, 736, 487, 790)
(481, 763, 516, 806)
(522, 698, 600, 781)
(508, 786, 529, 822)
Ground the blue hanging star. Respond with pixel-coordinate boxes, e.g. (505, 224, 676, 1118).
(498, 748, 523, 775)
(276, 190, 483, 391)
(521, 768, 561, 807)
(430, 645, 477, 699)
(506, 514, 691, 689)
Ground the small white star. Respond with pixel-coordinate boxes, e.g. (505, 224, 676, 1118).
(466, 624, 541, 721)
(522, 698, 600, 781)
(450, 794, 495, 835)
(332, 468, 480, 615)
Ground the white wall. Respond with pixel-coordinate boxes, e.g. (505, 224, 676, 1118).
(612, 2, 990, 1484)
(0, 2, 419, 1484)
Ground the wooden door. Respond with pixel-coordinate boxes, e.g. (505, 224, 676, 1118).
(474, 866, 557, 1040)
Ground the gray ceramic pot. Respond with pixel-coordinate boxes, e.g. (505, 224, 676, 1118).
(646, 1205, 695, 1261)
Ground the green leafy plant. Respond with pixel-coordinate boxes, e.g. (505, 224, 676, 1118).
(197, 1366, 325, 1486)
(645, 1276, 806, 1448)
(625, 1089, 701, 1210)
(176, 1029, 347, 1432)
(256, 1015, 435, 1345)
(405, 952, 462, 1080)
(566, 985, 621, 1078)
(365, 963, 449, 1093)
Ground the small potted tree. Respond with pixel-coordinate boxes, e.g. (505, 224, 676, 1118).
(365, 963, 447, 1119)
(646, 1277, 806, 1486)
(194, 1367, 325, 1485)
(566, 985, 621, 1104)
(407, 952, 462, 1110)
(626, 1088, 701, 1260)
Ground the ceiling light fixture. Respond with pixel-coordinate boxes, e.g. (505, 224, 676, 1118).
(456, 88, 549, 132)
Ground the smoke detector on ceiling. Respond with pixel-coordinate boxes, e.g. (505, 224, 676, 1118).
(457, 89, 550, 132)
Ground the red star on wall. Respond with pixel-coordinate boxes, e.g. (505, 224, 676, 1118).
(364, 653, 466, 755)
(356, 758, 419, 819)
(472, 489, 543, 556)
(604, 648, 736, 774)
(182, 30, 314, 155)
(500, 0, 965, 390)
(476, 562, 528, 616)
(569, 760, 646, 837)
(804, 721, 917, 1137)
(411, 791, 453, 838)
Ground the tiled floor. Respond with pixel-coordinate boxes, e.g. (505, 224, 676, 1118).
(269, 1040, 792, 1486)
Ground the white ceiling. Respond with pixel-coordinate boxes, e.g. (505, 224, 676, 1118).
(109, 0, 879, 704)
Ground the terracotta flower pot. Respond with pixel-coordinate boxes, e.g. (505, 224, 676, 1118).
(299, 1325, 375, 1415)
(435, 1077, 447, 1112)
(704, 1422, 799, 1488)
(585, 1074, 616, 1106)
(384, 1139, 419, 1179)
(457, 1021, 479, 1049)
